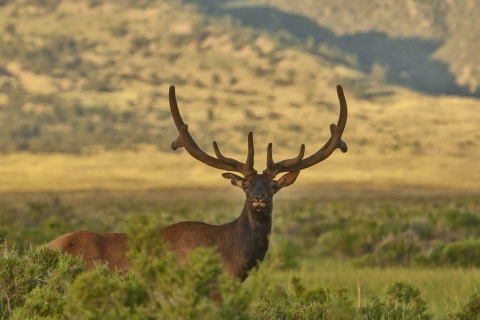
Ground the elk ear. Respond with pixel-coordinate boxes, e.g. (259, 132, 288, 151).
(222, 173, 245, 188)
(276, 171, 300, 191)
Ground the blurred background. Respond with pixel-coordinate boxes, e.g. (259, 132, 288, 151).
(2, 1, 480, 316)
(0, 0, 479, 193)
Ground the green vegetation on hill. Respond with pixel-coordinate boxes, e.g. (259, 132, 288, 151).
(242, 0, 480, 95)
(0, 0, 359, 154)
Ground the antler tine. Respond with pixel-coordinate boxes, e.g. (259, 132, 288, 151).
(213, 132, 256, 176)
(169, 85, 256, 175)
(169, 86, 200, 151)
(265, 85, 348, 174)
(336, 85, 348, 152)
(179, 126, 236, 171)
(246, 131, 255, 174)
(264, 143, 305, 178)
(317, 85, 348, 153)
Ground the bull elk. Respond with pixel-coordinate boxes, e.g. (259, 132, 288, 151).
(48, 85, 348, 281)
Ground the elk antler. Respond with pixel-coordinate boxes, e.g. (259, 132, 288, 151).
(169, 85, 257, 177)
(263, 85, 348, 178)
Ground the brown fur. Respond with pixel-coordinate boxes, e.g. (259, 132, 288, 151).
(48, 231, 129, 273)
(48, 172, 298, 280)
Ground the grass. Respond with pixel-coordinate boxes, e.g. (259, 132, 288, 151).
(268, 258, 480, 317)
(0, 138, 479, 193)
(1, 188, 480, 318)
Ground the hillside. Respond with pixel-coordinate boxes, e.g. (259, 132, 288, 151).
(199, 0, 480, 96)
(0, 0, 480, 192)
(0, 0, 358, 154)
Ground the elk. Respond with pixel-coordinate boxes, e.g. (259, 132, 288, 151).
(48, 85, 348, 281)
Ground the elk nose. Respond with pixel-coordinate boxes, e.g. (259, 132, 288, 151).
(252, 192, 267, 200)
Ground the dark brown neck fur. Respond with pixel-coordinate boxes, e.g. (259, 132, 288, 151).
(221, 201, 272, 280)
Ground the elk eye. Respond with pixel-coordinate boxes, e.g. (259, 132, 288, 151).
(272, 184, 278, 193)
(242, 184, 248, 191)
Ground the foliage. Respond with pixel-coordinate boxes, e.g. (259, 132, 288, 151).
(447, 293, 480, 320)
(360, 282, 432, 320)
(270, 238, 300, 271)
(121, 214, 253, 319)
(353, 230, 421, 267)
(5, 194, 480, 268)
(415, 239, 480, 268)
(1, 194, 480, 317)
(251, 276, 356, 319)
(4, 214, 254, 319)
(0, 197, 112, 251)
(0, 243, 84, 319)
(0, 83, 154, 153)
(275, 197, 480, 268)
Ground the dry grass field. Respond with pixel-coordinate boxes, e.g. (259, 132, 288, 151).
(1, 87, 479, 193)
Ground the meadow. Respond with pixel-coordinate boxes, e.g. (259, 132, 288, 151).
(1, 189, 480, 318)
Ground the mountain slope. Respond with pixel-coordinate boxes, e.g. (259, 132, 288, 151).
(202, 0, 480, 95)
(0, 0, 480, 191)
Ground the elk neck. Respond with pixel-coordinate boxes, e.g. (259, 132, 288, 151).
(230, 198, 272, 263)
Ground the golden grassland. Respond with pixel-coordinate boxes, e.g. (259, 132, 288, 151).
(1, 87, 480, 194)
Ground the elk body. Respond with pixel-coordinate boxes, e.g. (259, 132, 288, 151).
(48, 85, 348, 281)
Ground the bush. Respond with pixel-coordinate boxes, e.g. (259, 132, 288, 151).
(318, 230, 370, 257)
(438, 209, 480, 237)
(447, 293, 480, 319)
(0, 85, 156, 153)
(353, 230, 421, 267)
(109, 21, 129, 37)
(62, 214, 255, 319)
(0, 197, 99, 250)
(0, 214, 256, 319)
(251, 276, 356, 319)
(0, 243, 84, 319)
(414, 239, 480, 268)
(271, 238, 300, 270)
(360, 282, 432, 320)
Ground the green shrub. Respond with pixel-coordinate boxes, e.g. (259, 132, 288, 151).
(64, 268, 147, 320)
(414, 239, 480, 268)
(0, 197, 99, 250)
(62, 214, 254, 319)
(447, 293, 480, 319)
(272, 238, 300, 270)
(360, 282, 432, 320)
(0, 243, 84, 319)
(318, 230, 370, 257)
(353, 230, 421, 267)
(3, 196, 480, 318)
(251, 276, 355, 319)
(438, 209, 480, 237)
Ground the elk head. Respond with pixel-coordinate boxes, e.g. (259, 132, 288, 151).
(168, 85, 348, 222)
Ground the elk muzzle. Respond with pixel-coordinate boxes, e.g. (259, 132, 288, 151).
(251, 192, 269, 212)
